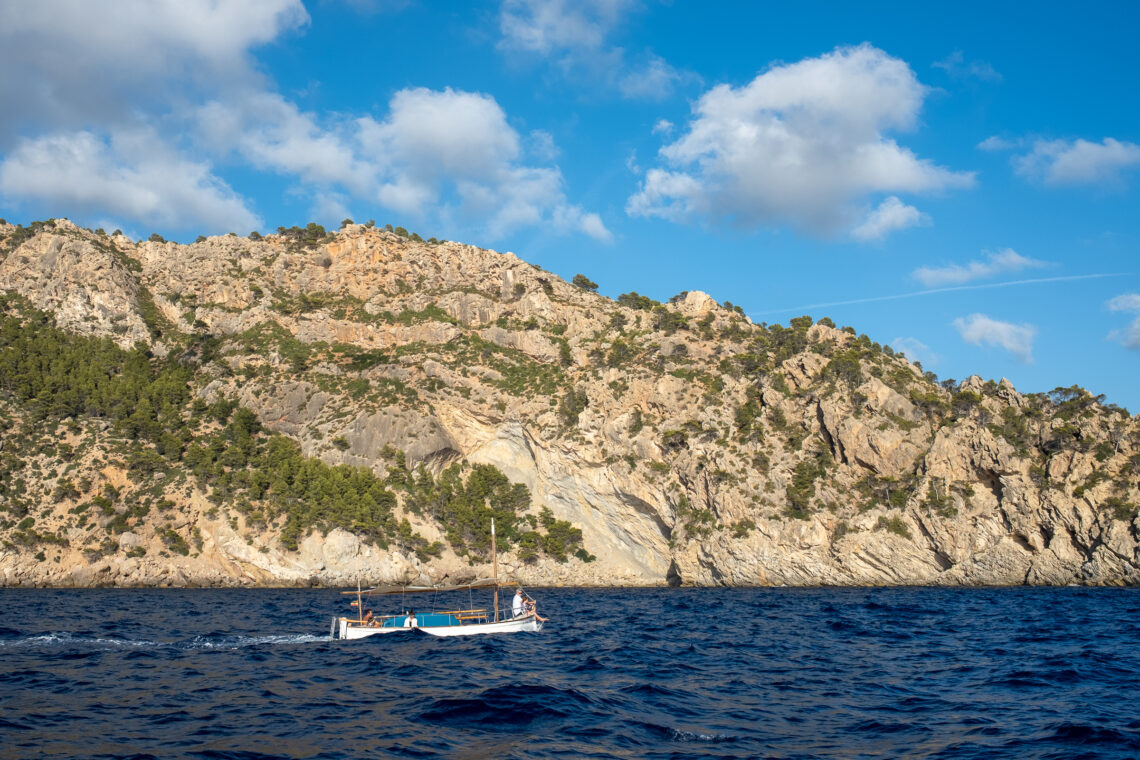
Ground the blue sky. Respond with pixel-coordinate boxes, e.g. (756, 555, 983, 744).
(1, 1, 1138, 408)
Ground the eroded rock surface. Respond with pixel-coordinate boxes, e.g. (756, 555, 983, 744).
(1, 220, 1138, 587)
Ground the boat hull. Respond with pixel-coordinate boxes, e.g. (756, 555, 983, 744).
(418, 614, 542, 637)
(338, 619, 405, 639)
(337, 614, 541, 639)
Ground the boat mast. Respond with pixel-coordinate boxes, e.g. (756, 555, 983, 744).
(491, 517, 499, 623)
(356, 577, 363, 623)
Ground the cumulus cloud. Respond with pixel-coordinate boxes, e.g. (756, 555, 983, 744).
(912, 248, 1047, 287)
(627, 44, 974, 236)
(1109, 326, 1140, 350)
(0, 1, 606, 243)
(0, 0, 308, 137)
(527, 130, 560, 161)
(932, 50, 1002, 82)
(890, 336, 939, 367)
(201, 86, 612, 241)
(309, 191, 354, 228)
(498, 0, 626, 55)
(0, 129, 260, 233)
(0, 0, 315, 233)
(625, 150, 641, 175)
(953, 313, 1036, 363)
(1106, 293, 1140, 350)
(1110, 322, 1140, 351)
(852, 196, 930, 241)
(977, 135, 1019, 152)
(198, 93, 373, 193)
(554, 203, 612, 243)
(618, 54, 688, 100)
(497, 0, 690, 100)
(342, 0, 413, 14)
(1014, 137, 1140, 186)
(1107, 293, 1140, 313)
(359, 87, 611, 241)
(0, 0, 298, 233)
(361, 88, 521, 182)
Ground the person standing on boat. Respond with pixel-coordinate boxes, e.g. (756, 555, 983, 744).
(404, 610, 417, 628)
(512, 588, 525, 618)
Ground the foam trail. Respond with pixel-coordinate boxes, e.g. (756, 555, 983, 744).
(0, 632, 325, 651)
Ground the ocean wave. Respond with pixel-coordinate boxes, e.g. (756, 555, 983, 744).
(3, 587, 1140, 759)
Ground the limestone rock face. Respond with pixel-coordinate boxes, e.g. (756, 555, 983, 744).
(2, 220, 1139, 588)
(0, 220, 150, 347)
(675, 290, 718, 316)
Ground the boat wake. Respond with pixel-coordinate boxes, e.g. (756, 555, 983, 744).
(185, 633, 327, 650)
(0, 631, 326, 651)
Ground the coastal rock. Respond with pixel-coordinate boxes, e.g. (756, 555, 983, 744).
(1, 220, 1138, 589)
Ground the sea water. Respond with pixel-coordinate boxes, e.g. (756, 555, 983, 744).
(2, 587, 1139, 759)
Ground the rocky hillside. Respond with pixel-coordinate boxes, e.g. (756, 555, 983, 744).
(1, 218, 1137, 587)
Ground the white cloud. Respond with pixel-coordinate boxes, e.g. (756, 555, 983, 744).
(625, 169, 704, 220)
(0, 129, 260, 233)
(890, 337, 939, 367)
(618, 55, 686, 100)
(1107, 293, 1140, 351)
(342, 0, 412, 14)
(852, 196, 930, 241)
(1111, 322, 1140, 351)
(527, 130, 560, 162)
(358, 87, 611, 241)
(198, 93, 373, 193)
(497, 0, 690, 100)
(553, 204, 613, 243)
(1014, 137, 1140, 186)
(953, 313, 1036, 363)
(359, 88, 521, 182)
(978, 135, 1019, 152)
(1107, 293, 1140, 313)
(932, 50, 1002, 82)
(652, 119, 674, 136)
(579, 213, 611, 241)
(498, 0, 627, 56)
(309, 191, 354, 229)
(0, 0, 299, 233)
(0, 0, 308, 137)
(0, 2, 606, 243)
(627, 44, 974, 236)
(625, 149, 641, 175)
(912, 248, 1047, 287)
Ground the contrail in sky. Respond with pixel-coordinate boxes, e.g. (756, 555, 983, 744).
(751, 273, 1130, 317)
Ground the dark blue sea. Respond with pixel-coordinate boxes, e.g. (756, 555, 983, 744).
(2, 588, 1140, 759)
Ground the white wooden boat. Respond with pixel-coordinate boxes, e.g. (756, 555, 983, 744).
(331, 519, 546, 639)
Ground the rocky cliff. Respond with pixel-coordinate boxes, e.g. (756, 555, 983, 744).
(1, 218, 1137, 587)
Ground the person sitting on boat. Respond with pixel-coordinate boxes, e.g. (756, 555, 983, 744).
(403, 610, 417, 628)
(523, 592, 547, 623)
(512, 588, 525, 618)
(363, 609, 374, 624)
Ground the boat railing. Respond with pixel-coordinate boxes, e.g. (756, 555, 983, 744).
(343, 608, 495, 628)
(435, 608, 487, 617)
(342, 613, 403, 626)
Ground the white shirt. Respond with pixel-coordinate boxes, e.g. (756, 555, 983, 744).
(512, 592, 524, 617)
(404, 613, 416, 628)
